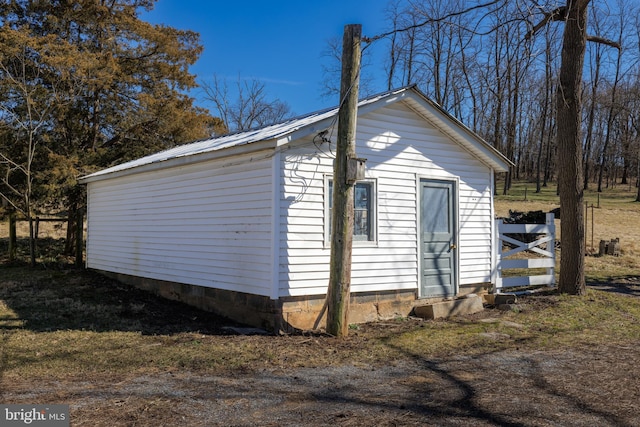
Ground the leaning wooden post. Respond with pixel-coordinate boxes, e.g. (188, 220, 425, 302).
(326, 24, 361, 337)
(8, 212, 17, 261)
(75, 208, 84, 268)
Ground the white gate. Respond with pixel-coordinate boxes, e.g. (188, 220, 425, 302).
(494, 213, 556, 292)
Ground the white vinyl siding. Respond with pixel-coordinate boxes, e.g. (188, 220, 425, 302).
(86, 152, 274, 296)
(279, 101, 494, 297)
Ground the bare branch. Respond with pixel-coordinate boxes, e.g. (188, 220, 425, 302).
(524, 6, 567, 40)
(524, 5, 620, 50)
(0, 192, 25, 215)
(363, 0, 506, 44)
(586, 35, 621, 49)
(201, 74, 292, 132)
(0, 145, 28, 175)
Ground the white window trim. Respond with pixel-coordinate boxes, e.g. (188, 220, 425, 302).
(324, 174, 378, 248)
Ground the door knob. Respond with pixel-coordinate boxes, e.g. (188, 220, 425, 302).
(450, 244, 457, 250)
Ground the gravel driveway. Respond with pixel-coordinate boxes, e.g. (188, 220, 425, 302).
(4, 342, 638, 426)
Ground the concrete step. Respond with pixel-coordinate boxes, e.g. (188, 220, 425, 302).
(414, 294, 484, 320)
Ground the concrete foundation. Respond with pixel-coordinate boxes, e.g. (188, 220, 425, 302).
(97, 270, 489, 332)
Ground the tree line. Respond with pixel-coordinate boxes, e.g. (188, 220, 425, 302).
(374, 0, 639, 201)
(0, 0, 218, 262)
(0, 0, 293, 264)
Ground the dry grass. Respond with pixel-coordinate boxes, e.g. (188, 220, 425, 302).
(0, 216, 68, 240)
(1, 266, 639, 426)
(0, 216, 79, 267)
(1, 268, 639, 381)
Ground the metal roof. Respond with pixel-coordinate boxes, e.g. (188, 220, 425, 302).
(79, 86, 511, 183)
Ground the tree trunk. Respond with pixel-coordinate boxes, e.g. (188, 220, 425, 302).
(536, 51, 551, 193)
(543, 124, 553, 187)
(406, 28, 415, 85)
(597, 130, 611, 193)
(28, 215, 36, 267)
(636, 151, 640, 202)
(65, 204, 78, 255)
(583, 42, 602, 191)
(65, 185, 83, 255)
(597, 42, 623, 193)
(556, 1, 588, 295)
(326, 24, 361, 337)
(503, 60, 519, 196)
(8, 212, 17, 262)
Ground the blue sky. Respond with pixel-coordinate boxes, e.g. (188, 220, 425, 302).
(143, 0, 392, 116)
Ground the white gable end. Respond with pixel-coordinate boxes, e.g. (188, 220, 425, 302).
(278, 100, 496, 297)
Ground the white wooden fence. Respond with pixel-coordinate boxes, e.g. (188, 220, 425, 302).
(494, 213, 556, 292)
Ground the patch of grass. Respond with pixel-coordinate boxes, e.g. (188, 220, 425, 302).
(388, 288, 640, 359)
(521, 290, 639, 344)
(0, 266, 261, 380)
(2, 330, 277, 378)
(2, 267, 639, 383)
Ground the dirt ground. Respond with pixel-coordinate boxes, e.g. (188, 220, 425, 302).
(3, 281, 639, 427)
(4, 341, 639, 426)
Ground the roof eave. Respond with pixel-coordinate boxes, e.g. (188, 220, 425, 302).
(79, 139, 278, 184)
(276, 87, 414, 146)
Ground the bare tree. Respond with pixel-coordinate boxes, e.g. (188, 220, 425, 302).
(554, 1, 591, 295)
(535, 25, 560, 192)
(383, 0, 405, 90)
(202, 75, 293, 133)
(320, 35, 376, 100)
(0, 29, 65, 265)
(582, 3, 607, 190)
(596, 1, 633, 192)
(634, 110, 640, 202)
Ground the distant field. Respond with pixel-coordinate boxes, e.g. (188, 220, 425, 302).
(0, 215, 68, 240)
(495, 181, 640, 282)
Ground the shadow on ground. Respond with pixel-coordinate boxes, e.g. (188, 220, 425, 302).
(0, 265, 245, 335)
(587, 275, 640, 297)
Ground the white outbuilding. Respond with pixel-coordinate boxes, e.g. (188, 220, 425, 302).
(79, 86, 512, 331)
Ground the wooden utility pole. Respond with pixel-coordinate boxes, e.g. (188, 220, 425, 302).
(326, 24, 362, 337)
